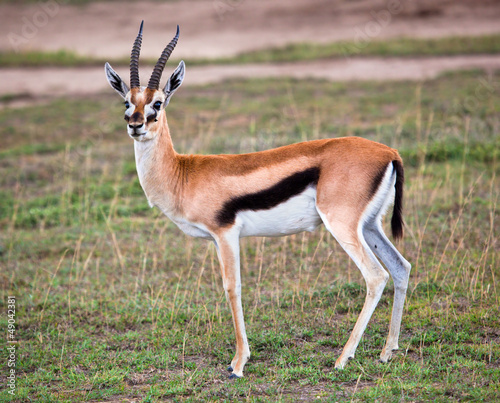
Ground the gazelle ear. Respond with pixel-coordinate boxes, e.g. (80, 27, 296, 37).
(163, 60, 185, 105)
(105, 62, 130, 99)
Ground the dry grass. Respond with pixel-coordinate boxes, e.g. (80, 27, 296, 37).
(0, 70, 499, 402)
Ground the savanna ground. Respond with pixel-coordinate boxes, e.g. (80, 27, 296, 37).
(1, 68, 499, 401)
(1, 1, 500, 402)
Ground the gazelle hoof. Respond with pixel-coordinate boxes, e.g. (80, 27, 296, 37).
(228, 373, 241, 380)
(227, 366, 233, 372)
(380, 347, 398, 362)
(334, 354, 354, 369)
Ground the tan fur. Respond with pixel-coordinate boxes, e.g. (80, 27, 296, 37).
(132, 110, 401, 233)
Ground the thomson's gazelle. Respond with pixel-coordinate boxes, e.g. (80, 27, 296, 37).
(105, 22, 411, 379)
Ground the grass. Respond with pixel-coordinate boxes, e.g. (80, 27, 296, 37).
(215, 34, 500, 64)
(2, 34, 500, 68)
(0, 69, 499, 401)
(0, 49, 123, 68)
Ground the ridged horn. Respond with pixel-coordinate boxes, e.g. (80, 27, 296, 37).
(147, 25, 179, 90)
(130, 20, 144, 89)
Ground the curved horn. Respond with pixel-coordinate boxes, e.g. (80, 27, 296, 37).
(130, 20, 144, 89)
(147, 25, 180, 90)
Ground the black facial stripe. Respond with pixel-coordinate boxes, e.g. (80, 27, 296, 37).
(216, 167, 321, 227)
(147, 110, 158, 122)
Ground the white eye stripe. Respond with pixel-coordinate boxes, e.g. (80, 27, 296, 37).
(123, 100, 162, 118)
(125, 104, 135, 116)
(145, 102, 161, 114)
(145, 107, 158, 120)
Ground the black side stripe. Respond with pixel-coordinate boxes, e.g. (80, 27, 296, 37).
(216, 167, 321, 227)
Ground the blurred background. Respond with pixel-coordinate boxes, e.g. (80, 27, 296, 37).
(1, 1, 499, 401)
(1, 0, 500, 100)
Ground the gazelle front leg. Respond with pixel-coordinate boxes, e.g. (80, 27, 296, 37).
(214, 229, 250, 378)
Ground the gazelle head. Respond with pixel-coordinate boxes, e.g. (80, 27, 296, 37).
(104, 21, 185, 141)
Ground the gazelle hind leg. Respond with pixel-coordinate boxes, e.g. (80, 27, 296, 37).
(363, 219, 411, 362)
(214, 230, 250, 378)
(317, 208, 389, 369)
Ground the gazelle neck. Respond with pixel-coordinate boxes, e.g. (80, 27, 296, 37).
(133, 112, 180, 212)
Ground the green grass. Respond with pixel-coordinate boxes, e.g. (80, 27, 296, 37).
(0, 49, 123, 68)
(2, 34, 500, 68)
(0, 70, 499, 401)
(216, 34, 500, 64)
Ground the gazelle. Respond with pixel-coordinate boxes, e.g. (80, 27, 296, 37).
(104, 22, 411, 379)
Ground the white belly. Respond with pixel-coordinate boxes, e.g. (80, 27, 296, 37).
(171, 216, 214, 239)
(237, 186, 322, 237)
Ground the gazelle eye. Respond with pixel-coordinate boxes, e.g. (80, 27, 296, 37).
(153, 101, 162, 110)
(124, 101, 130, 109)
